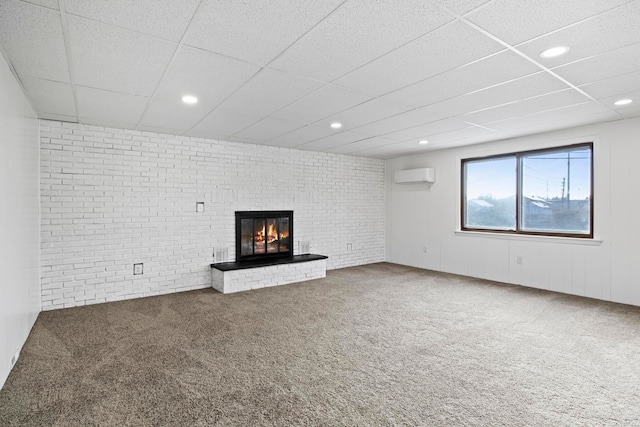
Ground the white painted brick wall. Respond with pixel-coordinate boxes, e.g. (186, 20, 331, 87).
(40, 121, 384, 310)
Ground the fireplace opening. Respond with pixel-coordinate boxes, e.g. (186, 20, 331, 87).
(235, 211, 293, 262)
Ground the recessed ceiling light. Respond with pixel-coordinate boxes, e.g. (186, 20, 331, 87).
(539, 46, 570, 59)
(419, 140, 429, 145)
(182, 95, 198, 104)
(330, 122, 342, 129)
(614, 98, 633, 106)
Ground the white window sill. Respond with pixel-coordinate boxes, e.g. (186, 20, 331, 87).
(454, 230, 602, 246)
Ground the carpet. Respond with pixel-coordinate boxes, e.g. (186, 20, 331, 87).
(1, 262, 639, 426)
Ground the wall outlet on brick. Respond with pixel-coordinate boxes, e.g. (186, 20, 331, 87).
(347, 243, 352, 251)
(299, 241, 310, 254)
(133, 263, 144, 275)
(196, 202, 205, 213)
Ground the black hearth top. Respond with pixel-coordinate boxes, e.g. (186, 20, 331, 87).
(211, 254, 328, 272)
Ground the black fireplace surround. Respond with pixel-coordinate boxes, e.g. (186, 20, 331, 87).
(235, 211, 293, 262)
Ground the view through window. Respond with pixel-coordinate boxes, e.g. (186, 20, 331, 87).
(462, 143, 593, 237)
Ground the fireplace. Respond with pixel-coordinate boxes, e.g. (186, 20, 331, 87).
(235, 211, 293, 262)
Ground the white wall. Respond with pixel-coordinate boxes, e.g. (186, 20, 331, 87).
(0, 54, 40, 388)
(40, 121, 385, 310)
(386, 117, 640, 307)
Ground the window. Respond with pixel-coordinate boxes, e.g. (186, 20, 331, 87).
(462, 143, 593, 238)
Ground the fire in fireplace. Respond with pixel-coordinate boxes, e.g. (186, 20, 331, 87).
(235, 211, 293, 262)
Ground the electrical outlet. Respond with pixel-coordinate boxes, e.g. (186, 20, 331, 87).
(347, 243, 352, 251)
(516, 256, 523, 265)
(133, 263, 143, 275)
(196, 202, 205, 213)
(423, 245, 428, 253)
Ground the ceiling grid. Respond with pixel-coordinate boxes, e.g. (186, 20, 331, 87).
(0, 0, 638, 158)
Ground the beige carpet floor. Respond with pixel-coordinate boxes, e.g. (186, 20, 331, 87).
(1, 262, 639, 426)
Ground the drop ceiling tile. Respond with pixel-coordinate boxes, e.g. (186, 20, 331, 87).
(598, 89, 640, 110)
(579, 70, 640, 99)
(434, 0, 492, 15)
(335, 21, 504, 96)
(421, 72, 573, 119)
(326, 136, 397, 154)
(184, 128, 227, 141)
(185, 0, 343, 65)
(39, 112, 78, 122)
(139, 97, 212, 131)
(20, 76, 75, 116)
(23, 0, 58, 10)
(553, 42, 640, 85)
(352, 108, 448, 137)
(382, 50, 539, 107)
(466, 0, 632, 45)
(82, 118, 137, 131)
(485, 101, 613, 132)
(234, 117, 303, 140)
(619, 106, 640, 118)
(65, 0, 200, 42)
(361, 140, 428, 154)
(266, 124, 336, 148)
(382, 118, 469, 141)
(518, 1, 640, 68)
(217, 68, 324, 118)
(500, 110, 622, 138)
(0, 1, 69, 82)
(421, 125, 503, 146)
(225, 135, 263, 145)
(154, 46, 260, 111)
(353, 141, 427, 157)
(462, 89, 592, 125)
(136, 124, 186, 136)
(271, 85, 372, 125)
(269, 0, 453, 82)
(318, 98, 412, 130)
(77, 86, 148, 126)
(296, 130, 371, 150)
(186, 108, 260, 138)
(367, 151, 409, 159)
(550, 107, 622, 127)
(67, 15, 176, 96)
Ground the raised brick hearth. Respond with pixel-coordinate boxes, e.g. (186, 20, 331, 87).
(211, 254, 327, 294)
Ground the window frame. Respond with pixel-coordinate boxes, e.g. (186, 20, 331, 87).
(461, 142, 594, 239)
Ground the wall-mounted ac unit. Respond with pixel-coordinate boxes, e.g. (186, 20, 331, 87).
(394, 168, 435, 184)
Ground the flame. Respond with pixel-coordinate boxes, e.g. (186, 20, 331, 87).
(255, 223, 288, 244)
(265, 224, 273, 243)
